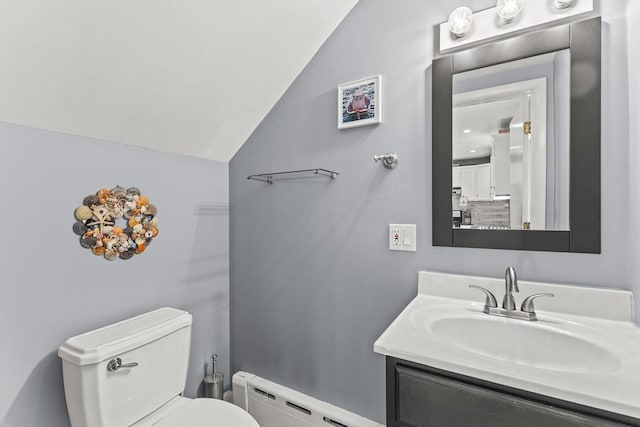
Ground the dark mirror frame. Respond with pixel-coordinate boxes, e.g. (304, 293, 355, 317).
(432, 17, 601, 253)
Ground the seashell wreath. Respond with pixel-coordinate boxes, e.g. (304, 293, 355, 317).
(73, 186, 159, 261)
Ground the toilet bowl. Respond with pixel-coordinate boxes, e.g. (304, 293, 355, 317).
(58, 307, 258, 427)
(132, 396, 258, 427)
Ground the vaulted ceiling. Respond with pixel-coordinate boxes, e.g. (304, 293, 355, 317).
(0, 0, 358, 161)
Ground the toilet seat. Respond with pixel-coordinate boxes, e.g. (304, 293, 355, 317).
(134, 397, 259, 427)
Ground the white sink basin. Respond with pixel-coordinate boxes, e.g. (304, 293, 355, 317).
(421, 314, 622, 374)
(373, 271, 640, 420)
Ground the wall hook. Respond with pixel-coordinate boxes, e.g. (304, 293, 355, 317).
(373, 153, 399, 169)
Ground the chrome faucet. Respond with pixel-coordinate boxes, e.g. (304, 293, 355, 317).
(468, 267, 555, 321)
(503, 266, 519, 310)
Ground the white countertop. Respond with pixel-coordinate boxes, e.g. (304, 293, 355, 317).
(374, 271, 640, 420)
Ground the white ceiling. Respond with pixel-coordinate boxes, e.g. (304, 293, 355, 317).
(452, 50, 561, 161)
(0, 0, 357, 162)
(453, 97, 522, 160)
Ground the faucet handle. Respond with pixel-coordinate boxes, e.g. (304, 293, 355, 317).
(468, 285, 498, 309)
(520, 293, 555, 313)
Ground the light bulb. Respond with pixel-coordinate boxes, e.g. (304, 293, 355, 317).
(496, 0, 523, 21)
(448, 7, 473, 38)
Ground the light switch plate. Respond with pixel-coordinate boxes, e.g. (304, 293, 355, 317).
(389, 224, 416, 251)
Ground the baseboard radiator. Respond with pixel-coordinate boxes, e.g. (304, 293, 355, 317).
(232, 371, 383, 427)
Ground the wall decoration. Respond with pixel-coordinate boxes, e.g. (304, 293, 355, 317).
(73, 186, 159, 261)
(338, 75, 382, 129)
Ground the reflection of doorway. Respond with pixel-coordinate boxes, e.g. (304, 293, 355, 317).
(453, 78, 547, 230)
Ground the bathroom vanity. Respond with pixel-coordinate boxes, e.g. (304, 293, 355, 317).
(374, 272, 640, 427)
(386, 358, 633, 426)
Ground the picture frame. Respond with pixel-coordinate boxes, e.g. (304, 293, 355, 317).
(338, 75, 382, 129)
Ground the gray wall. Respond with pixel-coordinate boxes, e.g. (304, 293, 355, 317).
(230, 0, 637, 423)
(0, 122, 230, 427)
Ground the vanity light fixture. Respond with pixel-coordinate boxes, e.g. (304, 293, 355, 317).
(469, 149, 477, 153)
(448, 6, 473, 38)
(439, 0, 593, 53)
(463, 129, 472, 133)
(553, 0, 576, 9)
(496, 0, 523, 22)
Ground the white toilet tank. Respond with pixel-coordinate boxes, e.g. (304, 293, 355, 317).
(58, 307, 193, 427)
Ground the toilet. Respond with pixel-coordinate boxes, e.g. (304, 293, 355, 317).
(58, 307, 259, 427)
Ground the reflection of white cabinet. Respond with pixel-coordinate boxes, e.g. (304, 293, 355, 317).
(459, 167, 475, 199)
(475, 164, 492, 200)
(492, 134, 510, 196)
(452, 167, 461, 189)
(454, 164, 492, 201)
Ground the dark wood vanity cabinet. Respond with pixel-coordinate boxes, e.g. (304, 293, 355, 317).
(386, 357, 639, 427)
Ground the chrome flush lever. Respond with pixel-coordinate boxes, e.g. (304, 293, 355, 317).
(107, 357, 139, 372)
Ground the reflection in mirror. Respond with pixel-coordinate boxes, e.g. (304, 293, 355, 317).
(452, 50, 570, 231)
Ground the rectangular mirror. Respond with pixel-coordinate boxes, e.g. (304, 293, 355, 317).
(433, 18, 600, 252)
(452, 50, 570, 231)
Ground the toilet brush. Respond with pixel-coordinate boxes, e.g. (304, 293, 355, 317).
(204, 354, 224, 399)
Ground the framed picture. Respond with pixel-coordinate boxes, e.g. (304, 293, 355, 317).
(338, 75, 382, 129)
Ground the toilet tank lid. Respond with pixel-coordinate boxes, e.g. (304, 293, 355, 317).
(58, 307, 192, 366)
